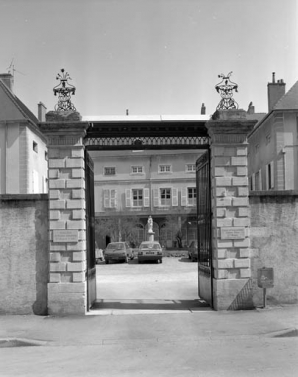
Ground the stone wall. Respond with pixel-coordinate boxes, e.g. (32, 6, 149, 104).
(0, 194, 48, 315)
(250, 191, 298, 306)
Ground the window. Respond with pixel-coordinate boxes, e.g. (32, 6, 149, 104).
(131, 166, 143, 174)
(160, 188, 171, 205)
(266, 162, 274, 190)
(44, 151, 48, 161)
(33, 141, 38, 153)
(266, 134, 271, 145)
(132, 189, 143, 207)
(104, 167, 116, 176)
(103, 189, 117, 208)
(186, 164, 195, 172)
(159, 165, 171, 173)
(187, 188, 197, 206)
(255, 170, 262, 190)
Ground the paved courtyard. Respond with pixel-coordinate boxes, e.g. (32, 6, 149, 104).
(93, 256, 210, 314)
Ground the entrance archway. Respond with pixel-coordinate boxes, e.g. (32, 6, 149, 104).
(41, 110, 256, 315)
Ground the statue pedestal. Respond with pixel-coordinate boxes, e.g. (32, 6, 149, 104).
(148, 232, 155, 242)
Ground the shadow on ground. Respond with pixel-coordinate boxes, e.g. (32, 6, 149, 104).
(92, 298, 210, 311)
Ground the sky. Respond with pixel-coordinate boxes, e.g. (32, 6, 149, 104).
(0, 0, 297, 118)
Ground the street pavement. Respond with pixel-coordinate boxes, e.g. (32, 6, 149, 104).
(0, 257, 298, 377)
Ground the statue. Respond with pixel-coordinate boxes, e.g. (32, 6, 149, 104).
(147, 216, 153, 233)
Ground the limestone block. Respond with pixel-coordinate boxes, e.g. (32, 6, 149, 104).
(50, 243, 66, 252)
(72, 189, 85, 199)
(234, 238, 251, 247)
(239, 248, 250, 258)
(72, 251, 85, 261)
(48, 282, 86, 293)
(216, 208, 226, 218)
(236, 167, 248, 176)
(71, 149, 84, 158)
(238, 207, 249, 217)
(67, 241, 86, 251)
(234, 258, 250, 268)
(50, 252, 61, 262)
(49, 190, 60, 199)
(216, 259, 235, 269)
(49, 210, 60, 220)
(233, 218, 250, 227)
(48, 149, 71, 159)
(49, 159, 65, 168)
(216, 197, 232, 207)
(49, 179, 65, 189)
(217, 218, 233, 227)
(49, 169, 59, 179)
(66, 158, 84, 169)
(233, 197, 249, 207)
(232, 177, 248, 186)
(67, 220, 85, 230)
(72, 169, 84, 178)
(231, 157, 247, 166)
(238, 187, 249, 196)
(67, 262, 86, 272)
(50, 220, 66, 229)
(66, 199, 85, 209)
(50, 262, 66, 272)
(216, 187, 226, 197)
(217, 239, 233, 248)
(240, 269, 252, 278)
(236, 147, 247, 156)
(215, 156, 231, 166)
(214, 269, 229, 279)
(215, 177, 232, 186)
(49, 273, 61, 283)
(66, 179, 85, 189)
(72, 209, 85, 219)
(73, 272, 86, 282)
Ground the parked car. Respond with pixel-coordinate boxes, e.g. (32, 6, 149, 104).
(188, 240, 198, 262)
(138, 241, 163, 264)
(104, 242, 134, 264)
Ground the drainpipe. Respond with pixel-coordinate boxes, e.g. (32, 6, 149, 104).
(4, 121, 8, 194)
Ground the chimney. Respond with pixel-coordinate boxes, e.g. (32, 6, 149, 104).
(38, 102, 47, 122)
(0, 73, 14, 92)
(247, 102, 255, 114)
(267, 72, 286, 112)
(201, 103, 206, 115)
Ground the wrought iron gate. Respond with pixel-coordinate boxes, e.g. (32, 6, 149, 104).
(85, 150, 96, 309)
(196, 150, 213, 307)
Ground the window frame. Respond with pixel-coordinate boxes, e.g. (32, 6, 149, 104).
(158, 164, 172, 174)
(104, 166, 116, 176)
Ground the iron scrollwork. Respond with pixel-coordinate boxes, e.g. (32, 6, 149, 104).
(53, 69, 76, 112)
(215, 72, 238, 110)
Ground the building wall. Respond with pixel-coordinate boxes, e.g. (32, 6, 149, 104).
(250, 192, 298, 306)
(248, 111, 298, 191)
(0, 194, 48, 315)
(91, 150, 203, 248)
(0, 122, 48, 194)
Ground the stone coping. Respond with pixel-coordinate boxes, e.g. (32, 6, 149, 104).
(0, 194, 48, 201)
(249, 190, 298, 197)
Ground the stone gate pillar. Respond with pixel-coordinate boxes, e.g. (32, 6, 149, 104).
(41, 112, 90, 315)
(206, 110, 256, 310)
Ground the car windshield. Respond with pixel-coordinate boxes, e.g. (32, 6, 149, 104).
(106, 243, 124, 250)
(141, 243, 161, 250)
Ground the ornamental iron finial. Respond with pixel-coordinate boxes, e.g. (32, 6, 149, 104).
(53, 69, 76, 112)
(215, 72, 238, 110)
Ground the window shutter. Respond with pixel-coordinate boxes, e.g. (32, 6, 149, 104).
(181, 187, 187, 206)
(111, 189, 117, 208)
(258, 169, 262, 190)
(172, 187, 178, 206)
(144, 188, 150, 207)
(125, 189, 131, 207)
(104, 189, 110, 208)
(252, 174, 256, 191)
(270, 161, 274, 189)
(265, 165, 269, 190)
(153, 188, 159, 207)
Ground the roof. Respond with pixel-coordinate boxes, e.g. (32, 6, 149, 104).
(0, 79, 38, 124)
(82, 114, 210, 122)
(273, 80, 298, 110)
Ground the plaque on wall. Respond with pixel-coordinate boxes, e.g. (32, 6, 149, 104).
(221, 227, 245, 240)
(53, 229, 79, 243)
